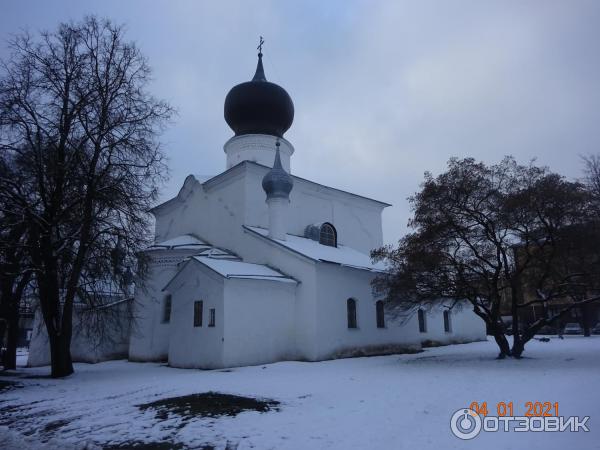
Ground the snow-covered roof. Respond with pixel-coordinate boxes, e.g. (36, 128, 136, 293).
(78, 296, 134, 311)
(194, 247, 238, 258)
(149, 234, 210, 250)
(192, 256, 297, 284)
(244, 226, 386, 272)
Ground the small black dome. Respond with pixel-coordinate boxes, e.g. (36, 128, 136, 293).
(224, 54, 294, 138)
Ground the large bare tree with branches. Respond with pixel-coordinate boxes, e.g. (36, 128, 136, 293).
(0, 17, 173, 377)
(372, 157, 600, 358)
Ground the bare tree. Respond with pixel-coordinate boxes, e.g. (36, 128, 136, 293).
(372, 157, 600, 358)
(0, 17, 173, 377)
(583, 154, 600, 212)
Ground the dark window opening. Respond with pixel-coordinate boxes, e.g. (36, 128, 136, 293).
(376, 300, 385, 328)
(444, 310, 451, 333)
(162, 295, 172, 323)
(194, 300, 203, 327)
(418, 309, 426, 333)
(347, 298, 357, 328)
(319, 223, 337, 247)
(209, 308, 216, 327)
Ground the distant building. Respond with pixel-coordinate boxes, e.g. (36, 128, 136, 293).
(498, 231, 600, 334)
(17, 296, 34, 347)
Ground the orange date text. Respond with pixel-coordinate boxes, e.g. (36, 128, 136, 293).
(469, 401, 559, 417)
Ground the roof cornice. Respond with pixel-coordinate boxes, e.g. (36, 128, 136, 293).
(150, 159, 391, 215)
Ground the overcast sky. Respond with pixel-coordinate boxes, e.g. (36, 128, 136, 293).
(2, 1, 599, 244)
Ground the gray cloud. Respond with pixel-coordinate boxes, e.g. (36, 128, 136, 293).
(2, 0, 599, 243)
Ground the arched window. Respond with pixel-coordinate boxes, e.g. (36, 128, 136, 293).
(319, 223, 337, 247)
(162, 294, 172, 323)
(443, 310, 452, 333)
(376, 300, 385, 328)
(418, 309, 426, 333)
(347, 298, 357, 328)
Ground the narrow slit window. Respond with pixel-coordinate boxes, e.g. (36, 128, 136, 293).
(376, 300, 385, 328)
(418, 309, 426, 333)
(162, 294, 172, 323)
(209, 308, 216, 327)
(193, 300, 203, 327)
(444, 310, 451, 333)
(347, 298, 357, 329)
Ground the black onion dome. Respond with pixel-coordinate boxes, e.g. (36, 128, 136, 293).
(224, 54, 294, 138)
(262, 142, 293, 199)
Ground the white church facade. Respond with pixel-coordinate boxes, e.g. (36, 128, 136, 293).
(127, 51, 485, 369)
(29, 50, 485, 369)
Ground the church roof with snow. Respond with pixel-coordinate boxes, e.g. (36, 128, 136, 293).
(192, 256, 297, 283)
(162, 250, 297, 292)
(243, 226, 386, 272)
(148, 235, 209, 250)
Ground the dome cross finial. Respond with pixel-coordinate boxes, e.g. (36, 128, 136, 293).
(257, 36, 265, 56)
(272, 139, 284, 171)
(252, 37, 267, 81)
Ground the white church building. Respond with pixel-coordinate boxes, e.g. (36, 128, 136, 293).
(28, 50, 485, 369)
(126, 50, 485, 369)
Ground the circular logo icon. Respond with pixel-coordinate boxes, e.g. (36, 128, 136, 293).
(450, 408, 482, 440)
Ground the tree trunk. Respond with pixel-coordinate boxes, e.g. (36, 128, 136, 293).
(2, 304, 18, 370)
(511, 339, 527, 358)
(511, 320, 544, 358)
(0, 320, 6, 357)
(493, 332, 511, 358)
(2, 273, 31, 370)
(472, 307, 512, 358)
(582, 304, 591, 337)
(49, 332, 73, 378)
(510, 280, 521, 358)
(36, 260, 74, 377)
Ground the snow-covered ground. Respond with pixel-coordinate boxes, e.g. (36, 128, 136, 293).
(1, 337, 599, 449)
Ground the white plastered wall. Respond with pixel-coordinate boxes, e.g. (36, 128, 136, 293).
(314, 263, 422, 360)
(153, 171, 248, 256)
(223, 278, 296, 367)
(224, 134, 294, 172)
(243, 163, 386, 255)
(128, 249, 201, 362)
(166, 261, 225, 369)
(415, 304, 487, 345)
(28, 300, 131, 367)
(153, 163, 387, 259)
(237, 230, 319, 361)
